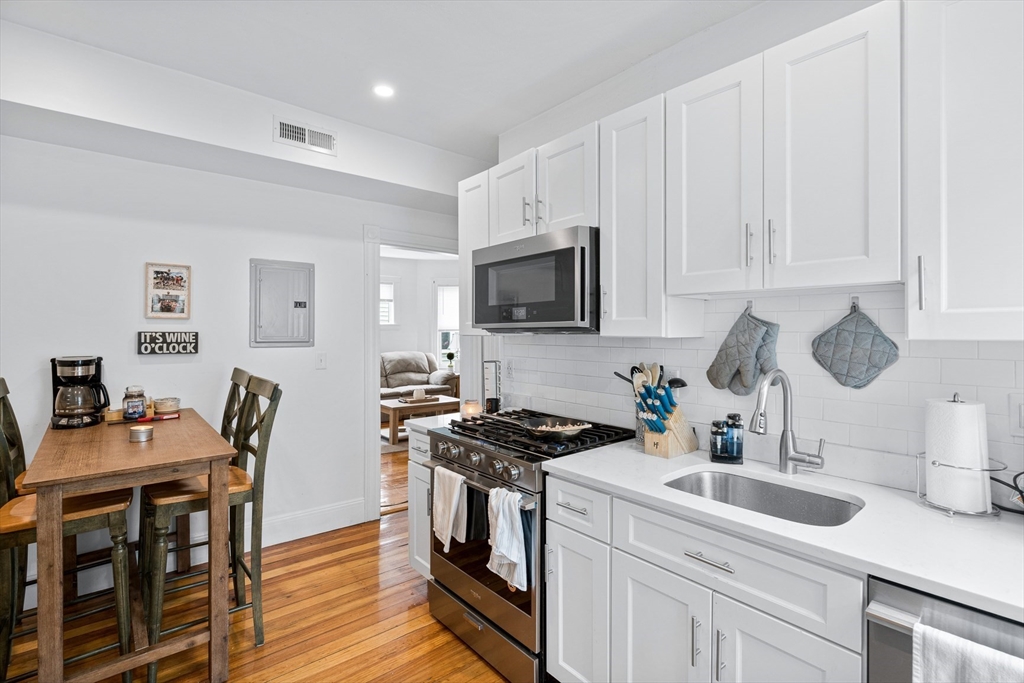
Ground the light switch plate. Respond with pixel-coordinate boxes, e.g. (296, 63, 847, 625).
(1010, 393, 1024, 438)
(315, 352, 327, 370)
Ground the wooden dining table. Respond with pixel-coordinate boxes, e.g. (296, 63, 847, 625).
(22, 408, 236, 682)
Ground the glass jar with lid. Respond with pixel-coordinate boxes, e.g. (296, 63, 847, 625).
(123, 385, 146, 419)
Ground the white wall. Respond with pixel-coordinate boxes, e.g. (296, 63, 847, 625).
(499, 0, 879, 160)
(502, 288, 1024, 493)
(0, 135, 457, 593)
(379, 257, 459, 357)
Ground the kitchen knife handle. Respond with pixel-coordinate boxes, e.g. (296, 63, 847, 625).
(917, 255, 925, 311)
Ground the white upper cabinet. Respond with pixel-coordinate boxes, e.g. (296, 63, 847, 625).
(906, 0, 1024, 340)
(537, 122, 599, 234)
(488, 148, 537, 245)
(763, 0, 901, 290)
(600, 95, 704, 338)
(666, 55, 764, 295)
(458, 170, 489, 336)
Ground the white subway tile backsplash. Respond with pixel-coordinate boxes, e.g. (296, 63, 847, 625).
(942, 359, 1017, 388)
(501, 293, 1020, 490)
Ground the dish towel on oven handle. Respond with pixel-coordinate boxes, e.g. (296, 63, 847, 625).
(432, 466, 468, 552)
(487, 487, 527, 591)
(912, 622, 1024, 683)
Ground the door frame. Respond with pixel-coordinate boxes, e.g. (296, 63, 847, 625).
(362, 226, 458, 521)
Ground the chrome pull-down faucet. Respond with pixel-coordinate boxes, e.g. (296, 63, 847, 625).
(748, 368, 826, 475)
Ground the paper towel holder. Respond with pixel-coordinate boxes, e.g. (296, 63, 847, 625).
(948, 392, 965, 403)
(915, 452, 1007, 517)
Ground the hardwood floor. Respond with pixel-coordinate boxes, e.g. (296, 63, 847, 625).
(380, 449, 409, 516)
(6, 512, 505, 682)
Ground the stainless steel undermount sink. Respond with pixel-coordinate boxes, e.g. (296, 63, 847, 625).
(665, 470, 863, 527)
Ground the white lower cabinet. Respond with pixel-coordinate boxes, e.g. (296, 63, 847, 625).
(407, 459, 431, 579)
(611, 550, 713, 683)
(545, 521, 610, 683)
(712, 593, 861, 683)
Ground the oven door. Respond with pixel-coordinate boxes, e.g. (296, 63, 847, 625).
(427, 460, 541, 652)
(472, 225, 596, 332)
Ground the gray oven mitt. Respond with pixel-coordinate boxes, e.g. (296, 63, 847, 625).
(707, 312, 767, 392)
(728, 312, 780, 396)
(812, 305, 899, 388)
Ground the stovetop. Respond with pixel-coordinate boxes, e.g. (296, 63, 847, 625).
(446, 409, 634, 460)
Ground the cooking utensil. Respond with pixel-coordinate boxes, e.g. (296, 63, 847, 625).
(613, 371, 634, 385)
(650, 363, 661, 389)
(106, 412, 180, 425)
(487, 414, 593, 441)
(630, 365, 642, 378)
(667, 377, 688, 389)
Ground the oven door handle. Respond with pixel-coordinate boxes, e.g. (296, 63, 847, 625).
(865, 600, 920, 637)
(426, 460, 538, 511)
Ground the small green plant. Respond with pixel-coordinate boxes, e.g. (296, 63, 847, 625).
(446, 351, 456, 367)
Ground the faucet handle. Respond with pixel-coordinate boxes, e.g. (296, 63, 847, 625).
(816, 438, 826, 457)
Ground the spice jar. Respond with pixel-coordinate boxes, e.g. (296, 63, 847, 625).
(123, 385, 146, 419)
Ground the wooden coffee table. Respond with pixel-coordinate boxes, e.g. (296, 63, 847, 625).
(381, 395, 461, 445)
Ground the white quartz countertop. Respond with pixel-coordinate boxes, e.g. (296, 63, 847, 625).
(542, 442, 1024, 623)
(404, 413, 460, 435)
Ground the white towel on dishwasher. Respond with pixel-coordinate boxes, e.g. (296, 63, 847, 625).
(432, 467, 467, 552)
(912, 622, 1024, 683)
(486, 487, 526, 591)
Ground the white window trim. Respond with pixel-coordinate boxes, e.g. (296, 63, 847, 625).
(432, 278, 459, 361)
(380, 276, 400, 326)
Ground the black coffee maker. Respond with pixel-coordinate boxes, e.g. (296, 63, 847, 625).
(51, 356, 110, 429)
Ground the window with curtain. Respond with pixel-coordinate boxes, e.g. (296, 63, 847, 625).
(437, 285, 459, 363)
(380, 281, 396, 325)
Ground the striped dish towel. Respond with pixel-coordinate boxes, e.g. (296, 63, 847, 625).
(487, 487, 527, 591)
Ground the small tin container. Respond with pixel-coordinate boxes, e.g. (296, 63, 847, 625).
(129, 425, 154, 443)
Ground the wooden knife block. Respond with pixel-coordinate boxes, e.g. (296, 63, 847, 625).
(643, 404, 699, 459)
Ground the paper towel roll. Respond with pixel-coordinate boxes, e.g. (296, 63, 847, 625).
(924, 398, 991, 513)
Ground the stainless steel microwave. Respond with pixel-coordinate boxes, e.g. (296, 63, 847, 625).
(472, 226, 599, 334)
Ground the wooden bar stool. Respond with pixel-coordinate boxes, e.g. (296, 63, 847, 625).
(0, 421, 135, 682)
(142, 375, 281, 681)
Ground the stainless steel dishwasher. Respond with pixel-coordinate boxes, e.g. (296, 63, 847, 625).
(865, 577, 1024, 681)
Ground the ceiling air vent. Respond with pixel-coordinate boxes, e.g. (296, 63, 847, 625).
(273, 116, 337, 156)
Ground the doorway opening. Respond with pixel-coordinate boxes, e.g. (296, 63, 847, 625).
(377, 244, 459, 516)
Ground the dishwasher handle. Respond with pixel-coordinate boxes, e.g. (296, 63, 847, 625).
(866, 600, 921, 637)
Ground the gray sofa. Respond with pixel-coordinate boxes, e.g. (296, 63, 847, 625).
(380, 351, 458, 400)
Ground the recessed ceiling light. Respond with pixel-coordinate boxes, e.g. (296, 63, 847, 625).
(373, 84, 395, 98)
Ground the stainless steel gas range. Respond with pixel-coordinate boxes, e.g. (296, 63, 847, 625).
(425, 409, 634, 683)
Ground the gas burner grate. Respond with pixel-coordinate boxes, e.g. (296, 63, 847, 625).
(449, 409, 634, 458)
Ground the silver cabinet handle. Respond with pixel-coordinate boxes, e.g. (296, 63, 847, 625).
(537, 198, 545, 225)
(691, 617, 702, 667)
(768, 219, 776, 264)
(411, 445, 428, 454)
(427, 488, 432, 516)
(522, 197, 533, 226)
(601, 288, 608, 319)
(463, 612, 485, 631)
(684, 550, 735, 574)
(745, 223, 753, 267)
(917, 255, 925, 311)
(556, 501, 588, 516)
(716, 630, 726, 681)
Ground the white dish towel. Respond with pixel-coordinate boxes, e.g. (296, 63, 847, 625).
(913, 622, 1024, 683)
(432, 466, 467, 552)
(486, 487, 527, 591)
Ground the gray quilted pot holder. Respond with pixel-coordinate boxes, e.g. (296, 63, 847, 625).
(707, 312, 767, 392)
(812, 305, 899, 388)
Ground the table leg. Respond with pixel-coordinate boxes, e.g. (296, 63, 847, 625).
(208, 460, 229, 683)
(389, 410, 399, 445)
(37, 484, 64, 682)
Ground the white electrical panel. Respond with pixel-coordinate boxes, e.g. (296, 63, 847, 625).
(250, 258, 315, 348)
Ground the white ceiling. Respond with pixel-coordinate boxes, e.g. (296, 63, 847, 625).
(0, 0, 761, 161)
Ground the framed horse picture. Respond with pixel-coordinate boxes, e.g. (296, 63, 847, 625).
(145, 262, 192, 319)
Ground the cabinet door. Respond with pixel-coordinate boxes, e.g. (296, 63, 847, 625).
(666, 55, 763, 295)
(546, 521, 610, 683)
(458, 170, 490, 336)
(406, 460, 431, 579)
(713, 594, 860, 683)
(906, 0, 1024, 340)
(537, 122, 599, 234)
(611, 550, 713, 683)
(599, 95, 667, 337)
(763, 0, 900, 289)
(488, 148, 537, 245)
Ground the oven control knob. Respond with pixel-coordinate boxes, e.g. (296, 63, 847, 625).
(489, 459, 504, 476)
(503, 464, 521, 482)
(467, 451, 481, 466)
(449, 445, 463, 459)
(436, 442, 449, 456)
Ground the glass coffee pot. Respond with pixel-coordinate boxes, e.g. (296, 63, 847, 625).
(51, 356, 110, 429)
